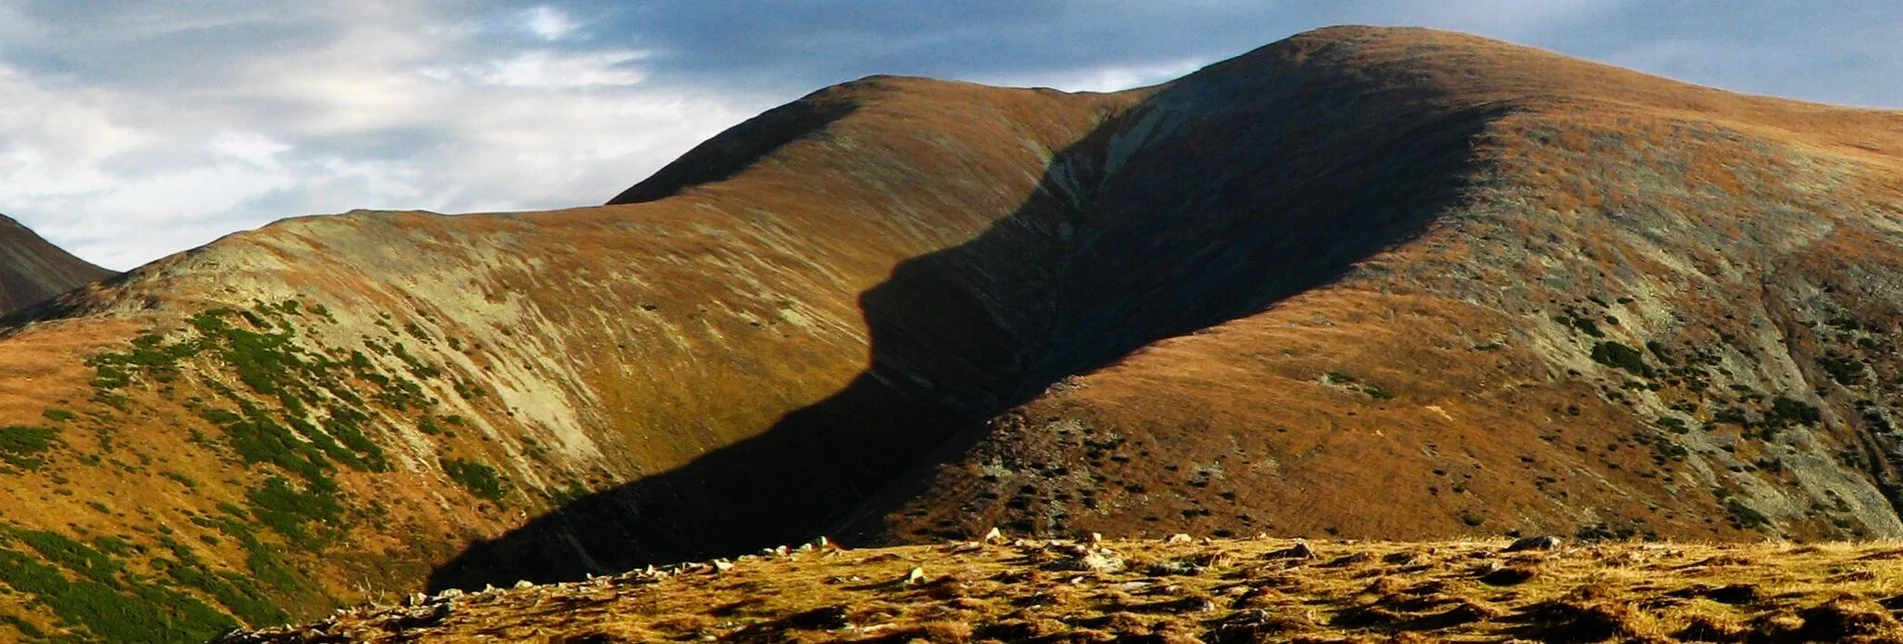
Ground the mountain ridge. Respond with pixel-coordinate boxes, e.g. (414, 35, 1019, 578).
(0, 25, 1895, 642)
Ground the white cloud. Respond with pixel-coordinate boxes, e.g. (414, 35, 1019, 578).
(428, 49, 652, 88)
(525, 6, 579, 42)
(0, 2, 770, 270)
(978, 58, 1209, 93)
(0, 0, 1899, 273)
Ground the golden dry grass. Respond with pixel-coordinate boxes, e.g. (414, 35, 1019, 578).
(224, 536, 1903, 643)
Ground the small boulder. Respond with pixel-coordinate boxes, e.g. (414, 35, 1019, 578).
(982, 527, 1005, 543)
(902, 567, 927, 585)
(1268, 542, 1315, 559)
(1167, 533, 1194, 545)
(512, 580, 534, 590)
(1050, 550, 1125, 573)
(1147, 560, 1204, 576)
(1504, 535, 1562, 552)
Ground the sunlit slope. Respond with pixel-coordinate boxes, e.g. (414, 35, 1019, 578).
(2, 24, 1903, 643)
(871, 26, 1903, 546)
(0, 77, 1132, 641)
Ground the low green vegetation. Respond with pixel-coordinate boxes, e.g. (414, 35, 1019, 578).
(0, 426, 57, 470)
(1725, 498, 1772, 529)
(1553, 312, 1605, 338)
(1644, 340, 1675, 365)
(1590, 341, 1652, 377)
(55, 298, 486, 637)
(0, 527, 235, 643)
(1817, 351, 1865, 385)
(442, 457, 508, 501)
(245, 476, 344, 548)
(1765, 396, 1822, 429)
(1323, 371, 1396, 401)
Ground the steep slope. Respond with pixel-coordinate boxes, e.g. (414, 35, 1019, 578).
(0, 78, 1136, 642)
(867, 27, 1903, 546)
(0, 24, 1894, 643)
(443, 25, 1903, 598)
(0, 215, 110, 314)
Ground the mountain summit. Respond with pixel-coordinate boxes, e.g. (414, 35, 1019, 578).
(1, 26, 1902, 641)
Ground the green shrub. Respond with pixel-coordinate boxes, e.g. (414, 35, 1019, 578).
(0, 529, 234, 643)
(1767, 396, 1822, 428)
(1644, 341, 1676, 365)
(0, 426, 57, 469)
(1725, 499, 1771, 529)
(1590, 341, 1651, 377)
(1555, 314, 1605, 338)
(245, 476, 343, 548)
(1818, 353, 1864, 385)
(441, 458, 507, 501)
(1711, 406, 1751, 426)
(161, 471, 198, 489)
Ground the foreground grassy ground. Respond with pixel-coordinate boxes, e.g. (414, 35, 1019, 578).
(217, 536, 1903, 643)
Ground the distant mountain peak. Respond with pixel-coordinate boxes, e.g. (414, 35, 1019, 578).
(0, 214, 111, 315)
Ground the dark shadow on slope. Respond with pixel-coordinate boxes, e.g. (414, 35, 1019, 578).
(428, 41, 1518, 590)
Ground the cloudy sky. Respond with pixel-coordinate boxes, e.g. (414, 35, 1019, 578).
(2, 1, 1898, 270)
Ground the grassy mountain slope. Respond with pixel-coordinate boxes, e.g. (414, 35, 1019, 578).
(0, 79, 1133, 641)
(0, 24, 1898, 642)
(867, 27, 1903, 547)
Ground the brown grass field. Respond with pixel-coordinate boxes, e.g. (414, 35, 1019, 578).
(222, 535, 1903, 643)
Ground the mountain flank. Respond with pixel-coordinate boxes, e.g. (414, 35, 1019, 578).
(0, 24, 1895, 642)
(0, 215, 111, 315)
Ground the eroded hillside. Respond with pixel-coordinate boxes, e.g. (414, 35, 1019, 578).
(0, 25, 1896, 642)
